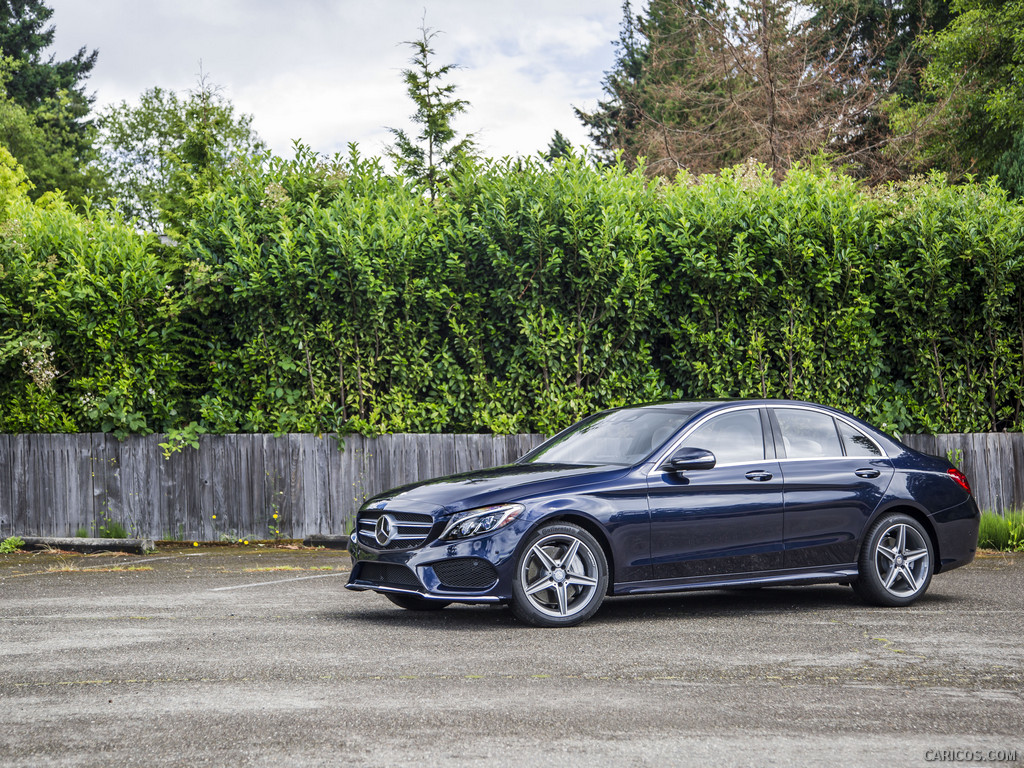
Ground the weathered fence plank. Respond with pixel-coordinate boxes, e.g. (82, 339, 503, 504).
(2, 431, 1019, 541)
(12, 434, 30, 536)
(0, 434, 12, 538)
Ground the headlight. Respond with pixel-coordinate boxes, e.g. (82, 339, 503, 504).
(440, 503, 525, 541)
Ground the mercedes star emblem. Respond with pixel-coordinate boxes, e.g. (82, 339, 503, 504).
(374, 514, 397, 546)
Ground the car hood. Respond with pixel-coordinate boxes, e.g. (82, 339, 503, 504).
(362, 463, 628, 517)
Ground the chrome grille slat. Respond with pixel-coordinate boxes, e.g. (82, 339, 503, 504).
(357, 509, 435, 551)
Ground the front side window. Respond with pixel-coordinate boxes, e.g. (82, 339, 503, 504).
(678, 409, 764, 465)
(773, 408, 842, 459)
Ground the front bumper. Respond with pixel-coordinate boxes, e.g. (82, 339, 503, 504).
(345, 521, 530, 604)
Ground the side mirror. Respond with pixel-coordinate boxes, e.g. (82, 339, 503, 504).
(661, 446, 716, 472)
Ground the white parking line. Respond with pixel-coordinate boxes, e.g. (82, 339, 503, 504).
(209, 572, 347, 591)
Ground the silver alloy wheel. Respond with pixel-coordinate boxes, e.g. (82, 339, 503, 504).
(872, 522, 931, 598)
(519, 532, 601, 619)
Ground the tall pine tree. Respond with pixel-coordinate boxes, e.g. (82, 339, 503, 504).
(386, 22, 475, 199)
(0, 0, 97, 200)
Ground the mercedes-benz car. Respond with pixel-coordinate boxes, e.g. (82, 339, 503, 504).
(346, 400, 979, 627)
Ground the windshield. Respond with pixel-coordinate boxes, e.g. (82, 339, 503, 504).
(520, 406, 701, 466)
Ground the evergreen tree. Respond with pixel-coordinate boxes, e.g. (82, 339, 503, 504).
(807, 0, 953, 178)
(0, 0, 96, 109)
(541, 130, 573, 163)
(574, 0, 649, 167)
(580, 0, 941, 179)
(0, 0, 97, 200)
(386, 23, 475, 199)
(994, 128, 1024, 199)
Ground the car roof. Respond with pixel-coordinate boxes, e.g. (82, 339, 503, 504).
(615, 399, 905, 454)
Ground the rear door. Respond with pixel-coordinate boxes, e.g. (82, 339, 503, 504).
(770, 407, 894, 569)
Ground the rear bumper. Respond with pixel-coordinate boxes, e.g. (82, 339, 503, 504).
(930, 497, 980, 573)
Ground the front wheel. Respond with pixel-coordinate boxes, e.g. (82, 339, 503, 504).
(384, 592, 450, 611)
(853, 513, 934, 606)
(510, 523, 608, 627)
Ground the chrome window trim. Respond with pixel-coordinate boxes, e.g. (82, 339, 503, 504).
(646, 404, 767, 477)
(772, 404, 888, 460)
(647, 403, 888, 477)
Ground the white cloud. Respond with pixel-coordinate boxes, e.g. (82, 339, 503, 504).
(48, 0, 622, 159)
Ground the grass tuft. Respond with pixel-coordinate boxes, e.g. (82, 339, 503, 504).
(978, 511, 1024, 551)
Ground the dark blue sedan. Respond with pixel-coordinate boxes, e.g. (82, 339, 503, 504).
(346, 400, 979, 626)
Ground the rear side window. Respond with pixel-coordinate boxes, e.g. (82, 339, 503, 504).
(773, 408, 841, 459)
(679, 409, 764, 464)
(837, 420, 882, 457)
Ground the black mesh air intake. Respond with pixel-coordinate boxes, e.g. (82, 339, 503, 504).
(431, 558, 499, 590)
(357, 562, 421, 587)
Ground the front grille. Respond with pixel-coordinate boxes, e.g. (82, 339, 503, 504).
(357, 510, 434, 550)
(357, 562, 421, 587)
(431, 558, 499, 590)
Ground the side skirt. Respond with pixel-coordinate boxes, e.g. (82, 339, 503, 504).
(613, 566, 858, 596)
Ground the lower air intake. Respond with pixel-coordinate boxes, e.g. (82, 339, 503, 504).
(358, 562, 421, 588)
(431, 558, 499, 590)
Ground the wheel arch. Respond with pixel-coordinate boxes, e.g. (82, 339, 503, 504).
(866, 503, 941, 570)
(526, 512, 617, 595)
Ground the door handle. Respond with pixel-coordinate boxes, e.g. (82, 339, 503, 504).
(745, 470, 773, 482)
(855, 468, 881, 479)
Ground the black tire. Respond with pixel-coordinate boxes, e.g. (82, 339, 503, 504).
(510, 523, 608, 627)
(853, 513, 934, 607)
(384, 592, 451, 611)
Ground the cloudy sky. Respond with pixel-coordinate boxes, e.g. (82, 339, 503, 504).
(46, 0, 623, 162)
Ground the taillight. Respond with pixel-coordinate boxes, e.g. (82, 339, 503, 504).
(947, 468, 971, 494)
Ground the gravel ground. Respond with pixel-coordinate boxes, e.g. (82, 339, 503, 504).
(1, 545, 1021, 767)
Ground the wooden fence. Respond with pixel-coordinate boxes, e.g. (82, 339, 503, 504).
(900, 433, 1024, 516)
(0, 432, 1019, 541)
(0, 433, 546, 541)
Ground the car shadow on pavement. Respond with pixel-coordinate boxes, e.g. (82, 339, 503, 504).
(326, 584, 968, 629)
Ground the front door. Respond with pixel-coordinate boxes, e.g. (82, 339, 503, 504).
(648, 407, 785, 580)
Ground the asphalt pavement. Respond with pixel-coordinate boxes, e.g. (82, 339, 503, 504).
(1, 545, 1022, 767)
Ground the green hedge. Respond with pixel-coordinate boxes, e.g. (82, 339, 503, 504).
(2, 146, 1023, 437)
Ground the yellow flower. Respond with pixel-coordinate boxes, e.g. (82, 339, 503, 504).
(243, 540, 249, 545)
(193, 542, 198, 547)
(212, 515, 216, 520)
(272, 513, 279, 519)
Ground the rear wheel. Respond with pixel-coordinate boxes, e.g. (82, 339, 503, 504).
(853, 513, 933, 606)
(510, 523, 608, 627)
(384, 592, 450, 611)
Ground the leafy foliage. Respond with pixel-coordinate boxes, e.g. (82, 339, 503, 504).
(0, 157, 191, 436)
(1, 147, 1023, 437)
(886, 0, 1024, 178)
(0, 535, 25, 552)
(93, 80, 264, 233)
